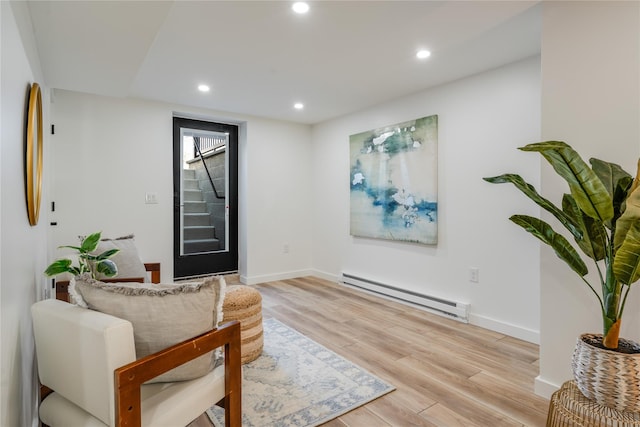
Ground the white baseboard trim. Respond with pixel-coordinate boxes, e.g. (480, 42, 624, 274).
(308, 269, 340, 283)
(241, 269, 315, 285)
(241, 269, 340, 286)
(468, 313, 540, 344)
(534, 375, 561, 399)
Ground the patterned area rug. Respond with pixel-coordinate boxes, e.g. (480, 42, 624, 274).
(207, 318, 395, 427)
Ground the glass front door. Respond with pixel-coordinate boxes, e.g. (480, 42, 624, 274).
(173, 117, 238, 278)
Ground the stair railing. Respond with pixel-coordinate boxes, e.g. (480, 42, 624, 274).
(193, 137, 225, 200)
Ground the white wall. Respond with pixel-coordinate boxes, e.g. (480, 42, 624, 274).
(311, 56, 542, 342)
(537, 1, 640, 397)
(49, 90, 312, 283)
(1, 2, 50, 426)
(242, 118, 313, 283)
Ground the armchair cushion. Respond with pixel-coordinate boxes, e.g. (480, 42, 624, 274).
(33, 299, 136, 425)
(94, 235, 148, 282)
(73, 274, 226, 383)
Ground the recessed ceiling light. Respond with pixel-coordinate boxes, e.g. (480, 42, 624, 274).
(198, 84, 210, 92)
(294, 103, 304, 110)
(292, 2, 309, 14)
(416, 50, 431, 60)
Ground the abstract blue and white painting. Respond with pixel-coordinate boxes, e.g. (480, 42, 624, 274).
(350, 115, 438, 245)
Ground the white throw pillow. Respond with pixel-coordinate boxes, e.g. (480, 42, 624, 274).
(94, 234, 148, 282)
(73, 274, 226, 383)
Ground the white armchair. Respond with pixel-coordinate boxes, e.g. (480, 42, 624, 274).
(32, 299, 241, 427)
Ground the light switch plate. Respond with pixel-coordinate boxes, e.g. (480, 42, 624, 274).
(145, 192, 158, 204)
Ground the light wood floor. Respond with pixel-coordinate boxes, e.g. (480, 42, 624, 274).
(189, 276, 549, 426)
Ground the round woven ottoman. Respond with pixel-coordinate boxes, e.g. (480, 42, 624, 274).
(547, 380, 640, 426)
(222, 285, 263, 364)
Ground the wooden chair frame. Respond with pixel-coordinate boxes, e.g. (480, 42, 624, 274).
(55, 263, 161, 302)
(115, 320, 242, 427)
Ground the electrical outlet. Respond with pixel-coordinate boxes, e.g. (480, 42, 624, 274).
(283, 243, 290, 254)
(469, 267, 479, 283)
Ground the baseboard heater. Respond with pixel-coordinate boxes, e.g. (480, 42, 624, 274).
(340, 273, 470, 323)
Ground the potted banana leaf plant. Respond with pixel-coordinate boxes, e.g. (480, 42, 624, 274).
(44, 231, 119, 279)
(484, 141, 640, 411)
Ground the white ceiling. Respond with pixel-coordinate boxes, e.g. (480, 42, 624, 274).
(26, 1, 541, 125)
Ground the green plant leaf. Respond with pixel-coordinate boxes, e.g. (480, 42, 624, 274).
(613, 221, 640, 285)
(562, 194, 606, 260)
(615, 185, 640, 251)
(58, 245, 82, 252)
(80, 232, 102, 253)
(96, 259, 118, 277)
(590, 158, 632, 199)
(614, 176, 634, 221)
(44, 259, 73, 276)
(483, 174, 582, 240)
(510, 214, 588, 277)
(94, 248, 119, 261)
(590, 158, 633, 228)
(520, 141, 613, 222)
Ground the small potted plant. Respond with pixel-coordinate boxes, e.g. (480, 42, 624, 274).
(484, 141, 640, 411)
(45, 231, 119, 279)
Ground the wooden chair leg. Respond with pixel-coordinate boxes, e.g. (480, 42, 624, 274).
(224, 326, 242, 427)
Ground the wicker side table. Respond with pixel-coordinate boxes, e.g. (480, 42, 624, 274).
(547, 380, 640, 426)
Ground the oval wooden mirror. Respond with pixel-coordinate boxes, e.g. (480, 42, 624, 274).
(26, 82, 43, 226)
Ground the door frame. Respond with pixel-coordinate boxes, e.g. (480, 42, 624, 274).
(172, 116, 238, 279)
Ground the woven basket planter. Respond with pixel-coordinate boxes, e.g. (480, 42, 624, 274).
(571, 333, 640, 413)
